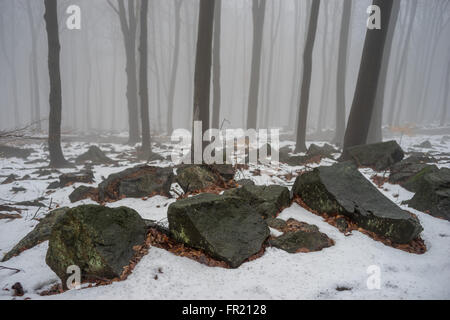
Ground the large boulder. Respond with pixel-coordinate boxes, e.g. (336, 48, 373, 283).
(46, 205, 147, 285)
(405, 168, 450, 221)
(306, 143, 339, 160)
(2, 207, 70, 262)
(223, 184, 291, 219)
(389, 156, 439, 192)
(69, 186, 97, 203)
(75, 146, 115, 165)
(176, 165, 223, 193)
(292, 162, 423, 244)
(168, 194, 269, 268)
(345, 141, 404, 171)
(98, 165, 174, 201)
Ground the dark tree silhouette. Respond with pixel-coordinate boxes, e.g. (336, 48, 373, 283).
(295, 0, 321, 153)
(212, 0, 222, 130)
(367, 0, 400, 144)
(107, 0, 140, 144)
(192, 0, 215, 155)
(246, 0, 267, 129)
(333, 0, 352, 147)
(139, 0, 151, 157)
(167, 0, 183, 135)
(44, 0, 68, 167)
(342, 0, 395, 158)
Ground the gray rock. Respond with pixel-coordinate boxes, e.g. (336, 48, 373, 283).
(292, 162, 423, 244)
(176, 165, 222, 193)
(389, 156, 439, 192)
(345, 140, 404, 171)
(0, 145, 33, 159)
(405, 168, 450, 221)
(98, 165, 174, 201)
(69, 186, 97, 203)
(2, 207, 70, 262)
(46, 205, 147, 286)
(75, 146, 115, 165)
(223, 184, 291, 219)
(168, 194, 269, 268)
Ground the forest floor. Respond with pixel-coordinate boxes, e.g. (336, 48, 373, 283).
(0, 132, 449, 300)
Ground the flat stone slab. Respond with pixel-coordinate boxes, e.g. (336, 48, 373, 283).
(292, 162, 423, 244)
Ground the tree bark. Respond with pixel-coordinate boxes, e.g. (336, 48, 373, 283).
(139, 0, 151, 156)
(294, 0, 320, 153)
(246, 0, 267, 129)
(341, 0, 395, 158)
(440, 61, 450, 126)
(44, 0, 68, 167)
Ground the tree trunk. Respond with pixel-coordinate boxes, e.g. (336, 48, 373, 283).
(387, 0, 417, 127)
(139, 0, 151, 157)
(167, 0, 183, 134)
(440, 61, 450, 126)
(192, 0, 215, 157)
(246, 0, 267, 129)
(26, 1, 42, 130)
(44, 0, 68, 167)
(114, 0, 140, 143)
(294, 0, 320, 153)
(212, 0, 222, 129)
(333, 0, 352, 146)
(366, 0, 401, 144)
(341, 0, 395, 158)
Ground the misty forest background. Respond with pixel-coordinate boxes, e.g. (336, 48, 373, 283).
(0, 0, 449, 162)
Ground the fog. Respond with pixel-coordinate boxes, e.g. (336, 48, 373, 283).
(0, 0, 449, 136)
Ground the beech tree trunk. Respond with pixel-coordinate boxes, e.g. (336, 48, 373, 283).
(139, 0, 151, 157)
(294, 0, 320, 153)
(342, 0, 395, 158)
(192, 0, 215, 156)
(44, 0, 68, 167)
(212, 0, 222, 130)
(246, 0, 267, 129)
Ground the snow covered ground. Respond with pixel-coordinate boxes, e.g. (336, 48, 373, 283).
(0, 134, 449, 300)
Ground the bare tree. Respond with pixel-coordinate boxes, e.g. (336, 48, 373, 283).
(246, 0, 267, 129)
(192, 0, 215, 155)
(107, 0, 140, 143)
(212, 0, 222, 130)
(167, 0, 183, 135)
(367, 0, 401, 144)
(342, 0, 395, 157)
(440, 60, 450, 126)
(139, 0, 151, 157)
(26, 1, 42, 130)
(294, 0, 320, 153)
(333, 0, 352, 146)
(44, 0, 68, 167)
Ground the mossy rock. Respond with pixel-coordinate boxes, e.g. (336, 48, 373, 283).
(389, 156, 439, 192)
(69, 186, 97, 203)
(176, 165, 221, 193)
(98, 165, 174, 201)
(223, 185, 291, 218)
(168, 194, 269, 268)
(405, 168, 450, 221)
(2, 207, 70, 262)
(270, 228, 333, 253)
(292, 162, 423, 244)
(46, 205, 147, 286)
(346, 140, 404, 171)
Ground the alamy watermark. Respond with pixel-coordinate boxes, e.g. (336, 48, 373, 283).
(170, 121, 280, 167)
